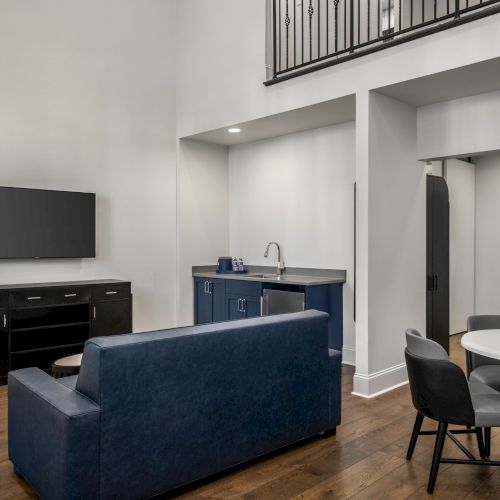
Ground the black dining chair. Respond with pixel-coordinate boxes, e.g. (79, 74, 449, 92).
(405, 329, 500, 493)
(466, 315, 500, 456)
(466, 315, 500, 388)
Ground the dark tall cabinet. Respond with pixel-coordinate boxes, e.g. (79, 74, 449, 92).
(427, 175, 450, 353)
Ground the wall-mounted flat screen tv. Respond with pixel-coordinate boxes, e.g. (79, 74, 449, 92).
(0, 186, 96, 259)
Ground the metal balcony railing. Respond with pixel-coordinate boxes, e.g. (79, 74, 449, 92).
(265, 0, 500, 84)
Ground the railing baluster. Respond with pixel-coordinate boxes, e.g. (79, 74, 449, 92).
(302, 0, 305, 63)
(350, 0, 354, 51)
(334, 0, 339, 51)
(285, 0, 290, 69)
(309, 0, 313, 61)
(399, 0, 402, 30)
(327, 0, 330, 53)
(278, 0, 281, 71)
(455, 0, 460, 17)
(318, 0, 321, 59)
(358, 0, 361, 43)
(273, 0, 277, 78)
(378, 0, 381, 38)
(422, 0, 425, 22)
(434, 0, 437, 18)
(344, 0, 347, 48)
(368, 0, 371, 40)
(294, 0, 296, 66)
(411, 0, 414, 26)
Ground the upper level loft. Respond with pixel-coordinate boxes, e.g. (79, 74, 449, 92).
(264, 0, 500, 85)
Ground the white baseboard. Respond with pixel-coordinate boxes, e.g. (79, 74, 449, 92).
(342, 346, 355, 366)
(352, 362, 408, 398)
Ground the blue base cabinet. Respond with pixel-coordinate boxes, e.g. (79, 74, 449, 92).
(194, 278, 226, 325)
(194, 277, 343, 351)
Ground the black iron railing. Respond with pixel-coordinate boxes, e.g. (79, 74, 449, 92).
(265, 0, 500, 84)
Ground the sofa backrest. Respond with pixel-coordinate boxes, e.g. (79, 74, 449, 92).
(76, 310, 330, 499)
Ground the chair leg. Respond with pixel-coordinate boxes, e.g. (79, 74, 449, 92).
(406, 412, 424, 461)
(485, 427, 491, 458)
(427, 421, 448, 494)
(475, 427, 486, 459)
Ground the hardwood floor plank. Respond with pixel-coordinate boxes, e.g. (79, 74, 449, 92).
(290, 451, 405, 499)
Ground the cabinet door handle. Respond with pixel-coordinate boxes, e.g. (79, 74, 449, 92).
(105, 291, 118, 295)
(204, 281, 208, 294)
(208, 282, 212, 294)
(237, 298, 242, 312)
(242, 299, 246, 313)
(64, 293, 77, 298)
(93, 306, 97, 319)
(27, 296, 41, 301)
(3, 313, 6, 328)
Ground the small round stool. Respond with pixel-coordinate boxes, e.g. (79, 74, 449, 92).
(52, 353, 83, 379)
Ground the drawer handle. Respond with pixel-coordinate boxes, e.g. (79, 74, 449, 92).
(27, 296, 41, 301)
(3, 313, 6, 328)
(105, 291, 118, 295)
(64, 293, 77, 298)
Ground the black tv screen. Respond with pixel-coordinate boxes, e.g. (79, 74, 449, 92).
(0, 187, 96, 259)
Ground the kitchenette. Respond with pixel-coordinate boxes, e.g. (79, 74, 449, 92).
(193, 245, 346, 352)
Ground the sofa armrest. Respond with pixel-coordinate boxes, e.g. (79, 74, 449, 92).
(8, 368, 101, 500)
(328, 348, 342, 427)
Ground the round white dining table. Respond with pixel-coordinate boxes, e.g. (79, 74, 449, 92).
(461, 330, 500, 361)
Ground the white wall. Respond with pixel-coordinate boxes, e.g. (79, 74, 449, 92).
(354, 91, 426, 396)
(475, 153, 500, 315)
(418, 91, 500, 160)
(446, 159, 475, 334)
(0, 0, 178, 333)
(177, 140, 229, 326)
(228, 123, 356, 363)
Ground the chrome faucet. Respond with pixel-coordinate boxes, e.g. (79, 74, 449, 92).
(264, 241, 285, 276)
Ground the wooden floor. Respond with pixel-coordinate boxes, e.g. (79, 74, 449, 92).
(2, 335, 500, 499)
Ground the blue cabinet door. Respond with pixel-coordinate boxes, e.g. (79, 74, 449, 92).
(227, 295, 243, 320)
(242, 296, 261, 319)
(195, 278, 226, 324)
(195, 278, 212, 325)
(211, 279, 226, 322)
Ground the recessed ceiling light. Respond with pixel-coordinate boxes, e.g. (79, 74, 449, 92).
(228, 128, 241, 134)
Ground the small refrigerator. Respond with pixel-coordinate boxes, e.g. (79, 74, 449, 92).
(261, 288, 305, 316)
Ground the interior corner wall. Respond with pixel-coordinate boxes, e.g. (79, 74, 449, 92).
(445, 159, 475, 334)
(177, 140, 229, 327)
(0, 0, 178, 333)
(417, 90, 500, 160)
(227, 123, 356, 363)
(475, 153, 500, 315)
(354, 91, 426, 397)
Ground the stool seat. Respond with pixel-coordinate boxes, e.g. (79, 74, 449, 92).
(52, 353, 83, 378)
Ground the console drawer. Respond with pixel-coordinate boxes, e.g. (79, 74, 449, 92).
(0, 292, 8, 309)
(226, 280, 262, 297)
(91, 283, 131, 302)
(10, 287, 90, 308)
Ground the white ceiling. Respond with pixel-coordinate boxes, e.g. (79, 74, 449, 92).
(183, 94, 356, 146)
(375, 57, 500, 107)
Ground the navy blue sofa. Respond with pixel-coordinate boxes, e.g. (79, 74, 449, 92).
(8, 310, 342, 500)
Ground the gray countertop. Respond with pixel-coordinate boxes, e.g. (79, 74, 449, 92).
(192, 266, 346, 286)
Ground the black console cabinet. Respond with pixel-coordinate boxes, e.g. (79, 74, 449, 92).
(0, 279, 132, 375)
